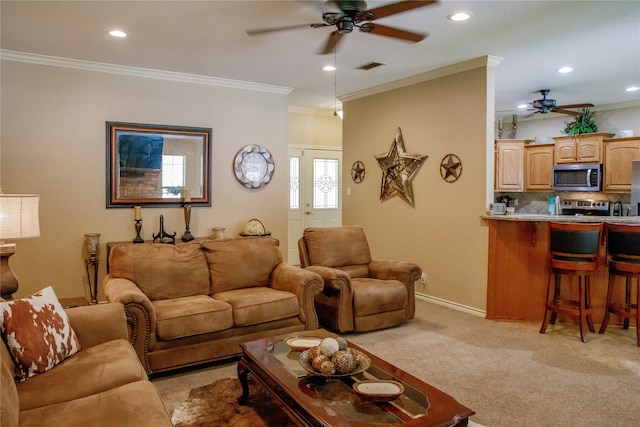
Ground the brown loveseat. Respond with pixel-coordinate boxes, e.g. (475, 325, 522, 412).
(104, 237, 324, 374)
(299, 226, 422, 333)
(0, 303, 172, 427)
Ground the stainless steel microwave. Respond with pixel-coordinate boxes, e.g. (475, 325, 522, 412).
(552, 163, 602, 191)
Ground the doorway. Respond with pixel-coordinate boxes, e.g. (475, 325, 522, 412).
(288, 147, 342, 264)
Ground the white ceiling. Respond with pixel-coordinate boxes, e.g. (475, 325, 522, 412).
(2, 1, 639, 119)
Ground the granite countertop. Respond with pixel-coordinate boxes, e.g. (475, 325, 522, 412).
(482, 214, 640, 223)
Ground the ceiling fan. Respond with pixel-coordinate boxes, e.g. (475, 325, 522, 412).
(529, 89, 594, 115)
(246, 0, 438, 54)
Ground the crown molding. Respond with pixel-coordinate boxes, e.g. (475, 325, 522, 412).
(340, 55, 504, 103)
(0, 49, 293, 95)
(288, 106, 336, 116)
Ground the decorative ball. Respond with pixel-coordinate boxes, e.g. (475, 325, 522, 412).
(307, 346, 321, 360)
(336, 337, 348, 351)
(319, 338, 340, 358)
(332, 350, 355, 374)
(311, 354, 328, 371)
(349, 348, 366, 366)
(319, 359, 336, 376)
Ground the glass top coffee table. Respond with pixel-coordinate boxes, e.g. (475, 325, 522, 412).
(238, 332, 474, 426)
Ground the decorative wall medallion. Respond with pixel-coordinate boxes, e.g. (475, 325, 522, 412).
(351, 161, 365, 183)
(233, 145, 275, 189)
(375, 128, 427, 207)
(440, 154, 462, 183)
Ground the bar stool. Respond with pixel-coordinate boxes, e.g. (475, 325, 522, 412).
(540, 222, 603, 343)
(598, 223, 640, 346)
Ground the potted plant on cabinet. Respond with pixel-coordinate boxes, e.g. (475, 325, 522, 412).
(562, 108, 598, 136)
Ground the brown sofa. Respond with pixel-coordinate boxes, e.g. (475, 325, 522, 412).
(298, 226, 422, 333)
(104, 237, 324, 374)
(0, 303, 172, 427)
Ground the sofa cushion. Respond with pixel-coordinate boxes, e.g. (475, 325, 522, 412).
(0, 286, 81, 381)
(1, 341, 19, 427)
(18, 380, 173, 427)
(303, 226, 372, 268)
(152, 295, 233, 340)
(351, 278, 407, 316)
(213, 287, 299, 327)
(203, 237, 283, 294)
(16, 338, 147, 411)
(109, 242, 210, 300)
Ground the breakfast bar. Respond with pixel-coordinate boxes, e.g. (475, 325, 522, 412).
(483, 214, 640, 322)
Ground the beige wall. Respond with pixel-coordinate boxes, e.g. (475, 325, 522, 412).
(342, 62, 493, 312)
(288, 110, 342, 148)
(1, 60, 290, 300)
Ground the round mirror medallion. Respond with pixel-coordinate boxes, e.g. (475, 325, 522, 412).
(234, 145, 275, 189)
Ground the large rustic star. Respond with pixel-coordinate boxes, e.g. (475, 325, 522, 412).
(375, 128, 427, 206)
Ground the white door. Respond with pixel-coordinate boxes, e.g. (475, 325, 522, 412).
(288, 147, 342, 264)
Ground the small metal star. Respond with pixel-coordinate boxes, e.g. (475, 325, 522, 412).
(351, 161, 365, 183)
(440, 154, 462, 183)
(375, 128, 427, 207)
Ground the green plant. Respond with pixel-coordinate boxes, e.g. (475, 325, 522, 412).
(562, 108, 598, 136)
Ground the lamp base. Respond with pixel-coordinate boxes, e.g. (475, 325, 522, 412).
(0, 244, 18, 300)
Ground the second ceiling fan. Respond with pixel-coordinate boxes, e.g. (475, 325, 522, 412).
(529, 89, 594, 115)
(246, 0, 438, 54)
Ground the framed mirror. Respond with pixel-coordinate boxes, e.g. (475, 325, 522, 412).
(107, 122, 211, 207)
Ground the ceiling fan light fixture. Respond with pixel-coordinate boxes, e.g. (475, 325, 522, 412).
(558, 66, 573, 73)
(448, 11, 471, 22)
(336, 17, 354, 34)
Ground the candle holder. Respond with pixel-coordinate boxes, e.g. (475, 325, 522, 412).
(83, 233, 100, 305)
(133, 219, 144, 243)
(181, 203, 195, 242)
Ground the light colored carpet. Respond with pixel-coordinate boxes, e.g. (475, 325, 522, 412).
(154, 298, 640, 426)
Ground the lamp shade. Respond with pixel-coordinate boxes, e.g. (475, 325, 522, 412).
(0, 194, 40, 240)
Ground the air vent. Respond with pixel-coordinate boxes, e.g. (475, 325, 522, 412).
(356, 61, 386, 71)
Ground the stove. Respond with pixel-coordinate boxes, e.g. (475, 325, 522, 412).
(560, 199, 610, 216)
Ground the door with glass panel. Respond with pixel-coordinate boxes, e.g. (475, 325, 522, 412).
(288, 148, 342, 264)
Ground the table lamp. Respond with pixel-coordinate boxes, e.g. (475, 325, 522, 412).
(0, 191, 40, 300)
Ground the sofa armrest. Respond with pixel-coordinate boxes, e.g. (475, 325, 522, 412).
(64, 303, 126, 349)
(103, 275, 156, 373)
(369, 260, 421, 319)
(270, 263, 323, 330)
(304, 266, 354, 332)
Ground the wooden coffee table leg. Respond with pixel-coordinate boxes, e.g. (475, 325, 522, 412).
(237, 358, 250, 404)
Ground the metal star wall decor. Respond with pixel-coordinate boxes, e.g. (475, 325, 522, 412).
(440, 154, 462, 183)
(375, 128, 427, 207)
(351, 161, 365, 183)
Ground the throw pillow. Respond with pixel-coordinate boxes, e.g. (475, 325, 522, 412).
(0, 286, 81, 381)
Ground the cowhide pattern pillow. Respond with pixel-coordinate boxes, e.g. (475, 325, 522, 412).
(0, 286, 81, 381)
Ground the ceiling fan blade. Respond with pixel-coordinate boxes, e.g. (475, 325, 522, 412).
(246, 23, 326, 36)
(319, 31, 344, 55)
(556, 103, 594, 109)
(554, 108, 585, 115)
(362, 23, 426, 42)
(361, 0, 438, 21)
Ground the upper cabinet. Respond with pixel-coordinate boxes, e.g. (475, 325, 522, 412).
(603, 137, 640, 192)
(524, 143, 554, 191)
(553, 133, 614, 164)
(495, 140, 527, 192)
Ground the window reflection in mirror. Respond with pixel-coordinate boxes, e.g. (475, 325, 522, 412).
(107, 122, 211, 207)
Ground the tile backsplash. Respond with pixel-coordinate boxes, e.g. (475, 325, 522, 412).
(494, 192, 631, 215)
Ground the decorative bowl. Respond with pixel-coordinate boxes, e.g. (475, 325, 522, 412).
(352, 380, 404, 402)
(285, 337, 323, 352)
(298, 350, 371, 378)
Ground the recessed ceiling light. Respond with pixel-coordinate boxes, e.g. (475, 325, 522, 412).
(626, 86, 639, 92)
(323, 65, 336, 71)
(517, 104, 528, 110)
(558, 66, 573, 73)
(109, 30, 128, 38)
(448, 11, 471, 21)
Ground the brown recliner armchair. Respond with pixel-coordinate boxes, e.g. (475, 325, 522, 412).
(298, 226, 422, 333)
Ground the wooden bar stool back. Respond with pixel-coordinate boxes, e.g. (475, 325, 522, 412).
(598, 223, 640, 346)
(540, 222, 603, 343)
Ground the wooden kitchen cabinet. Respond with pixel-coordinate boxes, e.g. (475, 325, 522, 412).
(495, 140, 527, 192)
(524, 143, 554, 191)
(603, 136, 640, 192)
(553, 132, 614, 164)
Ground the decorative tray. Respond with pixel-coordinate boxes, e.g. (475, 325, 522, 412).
(352, 380, 404, 402)
(285, 337, 323, 352)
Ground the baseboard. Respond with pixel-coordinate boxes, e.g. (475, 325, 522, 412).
(415, 293, 486, 318)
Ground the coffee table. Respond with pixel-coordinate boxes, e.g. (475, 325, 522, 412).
(237, 332, 474, 426)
